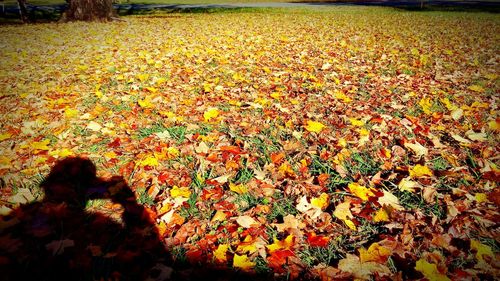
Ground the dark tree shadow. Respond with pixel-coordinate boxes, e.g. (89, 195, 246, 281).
(0, 157, 269, 281)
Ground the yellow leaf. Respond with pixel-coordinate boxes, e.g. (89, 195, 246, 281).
(409, 164, 433, 178)
(349, 118, 364, 127)
(31, 139, 50, 151)
(170, 186, 191, 198)
(48, 148, 73, 158)
(64, 108, 79, 118)
(138, 98, 154, 108)
(104, 151, 117, 160)
(267, 234, 294, 253)
(138, 155, 158, 167)
(334, 90, 352, 103)
(236, 235, 258, 254)
(214, 244, 229, 263)
(488, 119, 500, 132)
(348, 182, 375, 201)
(359, 242, 392, 263)
(419, 97, 433, 115)
(233, 254, 255, 270)
(415, 259, 451, 281)
(137, 73, 149, 83)
(311, 193, 329, 210)
(211, 210, 227, 222)
(278, 162, 295, 177)
(470, 240, 494, 263)
(373, 208, 389, 222)
(468, 85, 484, 93)
(166, 147, 179, 158)
(229, 183, 248, 194)
(344, 219, 357, 231)
(204, 108, 220, 122)
(304, 120, 326, 133)
(475, 193, 488, 203)
(0, 133, 12, 141)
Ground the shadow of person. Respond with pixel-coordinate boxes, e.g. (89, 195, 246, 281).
(0, 157, 171, 281)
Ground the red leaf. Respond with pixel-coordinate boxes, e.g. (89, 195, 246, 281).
(270, 152, 285, 165)
(267, 250, 295, 272)
(306, 233, 330, 247)
(108, 138, 121, 148)
(220, 145, 242, 154)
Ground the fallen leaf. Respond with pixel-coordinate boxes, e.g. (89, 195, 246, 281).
(409, 164, 433, 178)
(204, 108, 220, 122)
(233, 254, 255, 270)
(415, 258, 451, 281)
(338, 253, 391, 279)
(86, 121, 102, 132)
(45, 239, 75, 255)
(229, 183, 248, 194)
(304, 120, 326, 133)
(214, 244, 229, 263)
(236, 215, 259, 228)
(404, 142, 428, 158)
(348, 182, 375, 201)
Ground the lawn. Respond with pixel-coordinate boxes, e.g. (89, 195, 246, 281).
(0, 6, 499, 280)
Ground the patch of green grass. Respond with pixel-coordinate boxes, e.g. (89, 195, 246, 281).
(343, 151, 380, 177)
(166, 125, 187, 143)
(266, 196, 298, 222)
(179, 191, 200, 219)
(235, 193, 263, 212)
(137, 122, 166, 139)
(431, 156, 450, 171)
(170, 245, 188, 265)
(136, 187, 154, 206)
(254, 256, 272, 275)
(233, 167, 254, 184)
(395, 190, 446, 219)
(299, 240, 345, 267)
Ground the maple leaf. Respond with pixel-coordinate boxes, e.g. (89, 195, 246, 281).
(468, 85, 484, 93)
(348, 182, 375, 201)
(170, 186, 191, 198)
(229, 183, 248, 194)
(233, 254, 255, 270)
(311, 193, 329, 210)
(338, 253, 391, 279)
(306, 232, 330, 247)
(333, 199, 356, 230)
(0, 133, 12, 141)
(267, 234, 294, 253)
(398, 177, 421, 192)
(409, 164, 433, 178)
(138, 97, 154, 108)
(236, 215, 259, 228)
(358, 242, 392, 263)
(404, 142, 428, 158)
(214, 244, 229, 263)
(204, 108, 220, 122)
(86, 121, 102, 132)
(304, 120, 326, 133)
(415, 259, 451, 281)
(267, 249, 295, 272)
(31, 139, 51, 151)
(138, 155, 159, 167)
(470, 240, 494, 263)
(378, 190, 403, 211)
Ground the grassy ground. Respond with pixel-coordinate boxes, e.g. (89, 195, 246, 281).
(0, 6, 499, 280)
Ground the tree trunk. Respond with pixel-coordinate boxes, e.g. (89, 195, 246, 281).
(60, 0, 116, 22)
(17, 0, 30, 23)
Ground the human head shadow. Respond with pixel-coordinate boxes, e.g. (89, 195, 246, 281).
(0, 157, 274, 281)
(0, 157, 173, 280)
